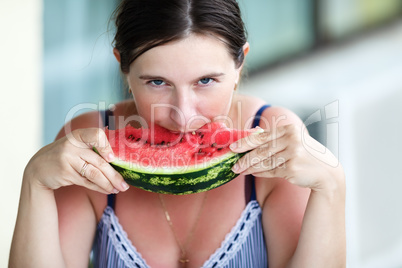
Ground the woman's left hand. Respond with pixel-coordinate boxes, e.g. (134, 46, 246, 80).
(230, 124, 344, 192)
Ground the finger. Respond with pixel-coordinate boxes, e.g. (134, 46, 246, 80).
(81, 162, 120, 194)
(250, 159, 305, 187)
(232, 134, 288, 174)
(79, 150, 129, 192)
(72, 159, 119, 194)
(239, 149, 291, 176)
(79, 176, 114, 195)
(65, 162, 113, 194)
(230, 125, 291, 153)
(77, 128, 115, 162)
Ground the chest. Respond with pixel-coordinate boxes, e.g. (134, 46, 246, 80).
(104, 175, 249, 268)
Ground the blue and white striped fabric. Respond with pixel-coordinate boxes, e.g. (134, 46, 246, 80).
(91, 200, 268, 268)
(201, 200, 268, 268)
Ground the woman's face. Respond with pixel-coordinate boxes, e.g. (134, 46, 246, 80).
(125, 34, 244, 132)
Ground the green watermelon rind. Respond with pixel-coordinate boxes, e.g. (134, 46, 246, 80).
(111, 152, 245, 195)
(110, 150, 238, 174)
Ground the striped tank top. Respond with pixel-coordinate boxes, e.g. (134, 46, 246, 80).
(92, 105, 270, 268)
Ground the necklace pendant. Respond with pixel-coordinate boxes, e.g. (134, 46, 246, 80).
(179, 258, 189, 263)
(179, 258, 189, 268)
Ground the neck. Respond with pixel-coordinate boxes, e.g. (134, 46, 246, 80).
(159, 192, 208, 267)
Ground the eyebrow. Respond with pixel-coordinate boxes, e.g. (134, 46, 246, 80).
(138, 72, 226, 82)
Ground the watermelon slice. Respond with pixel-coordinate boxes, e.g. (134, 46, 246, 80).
(103, 122, 260, 195)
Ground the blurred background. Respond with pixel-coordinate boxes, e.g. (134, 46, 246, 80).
(1, 0, 402, 267)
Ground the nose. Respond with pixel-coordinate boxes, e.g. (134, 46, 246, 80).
(169, 88, 207, 131)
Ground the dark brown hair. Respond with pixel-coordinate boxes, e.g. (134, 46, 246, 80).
(113, 0, 247, 73)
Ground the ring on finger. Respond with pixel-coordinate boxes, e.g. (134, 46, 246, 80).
(80, 161, 89, 177)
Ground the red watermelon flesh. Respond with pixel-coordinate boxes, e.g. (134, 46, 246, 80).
(105, 122, 251, 171)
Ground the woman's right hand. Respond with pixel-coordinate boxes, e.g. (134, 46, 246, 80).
(24, 128, 129, 194)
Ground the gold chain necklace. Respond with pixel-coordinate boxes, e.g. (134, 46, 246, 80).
(158, 193, 208, 267)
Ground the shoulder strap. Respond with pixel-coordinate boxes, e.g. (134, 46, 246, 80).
(251, 104, 271, 129)
(101, 109, 116, 209)
(248, 104, 271, 201)
(101, 109, 115, 130)
(107, 194, 116, 209)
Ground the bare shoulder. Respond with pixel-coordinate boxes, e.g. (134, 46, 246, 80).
(55, 109, 106, 141)
(260, 105, 304, 130)
(232, 94, 267, 128)
(55, 99, 135, 140)
(234, 94, 266, 112)
(233, 94, 303, 128)
(235, 93, 266, 107)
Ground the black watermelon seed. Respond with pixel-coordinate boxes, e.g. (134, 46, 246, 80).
(161, 141, 165, 145)
(211, 143, 217, 148)
(128, 135, 133, 139)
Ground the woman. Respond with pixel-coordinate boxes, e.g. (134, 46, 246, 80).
(10, 0, 346, 267)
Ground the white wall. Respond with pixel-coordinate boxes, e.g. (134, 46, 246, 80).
(0, 0, 43, 266)
(241, 20, 402, 268)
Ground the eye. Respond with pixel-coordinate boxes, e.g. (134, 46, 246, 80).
(149, 80, 166, 86)
(198, 78, 214, 85)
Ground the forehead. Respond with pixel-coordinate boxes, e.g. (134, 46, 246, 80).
(130, 34, 236, 78)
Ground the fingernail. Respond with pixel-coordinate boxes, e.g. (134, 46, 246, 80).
(230, 143, 238, 150)
(247, 128, 260, 133)
(112, 188, 119, 194)
(247, 127, 264, 133)
(121, 181, 129, 191)
(108, 153, 115, 162)
(232, 163, 239, 173)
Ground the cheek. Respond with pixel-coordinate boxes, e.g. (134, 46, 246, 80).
(197, 86, 234, 117)
(132, 92, 172, 122)
(131, 91, 150, 116)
